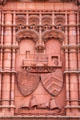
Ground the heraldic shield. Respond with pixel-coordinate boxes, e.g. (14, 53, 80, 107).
(17, 70, 40, 96)
(17, 69, 63, 97)
(41, 69, 63, 97)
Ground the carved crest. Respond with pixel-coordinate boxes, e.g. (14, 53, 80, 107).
(41, 69, 63, 96)
(17, 70, 40, 96)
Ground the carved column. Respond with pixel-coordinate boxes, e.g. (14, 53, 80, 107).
(78, 11, 80, 107)
(69, 11, 78, 115)
(2, 12, 12, 116)
(10, 12, 16, 115)
(0, 12, 4, 115)
(64, 13, 70, 115)
(0, 11, 3, 114)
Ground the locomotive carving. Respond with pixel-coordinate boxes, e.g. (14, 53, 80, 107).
(15, 13, 65, 115)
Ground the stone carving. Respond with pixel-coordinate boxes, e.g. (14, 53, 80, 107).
(16, 15, 26, 31)
(54, 15, 65, 26)
(16, 12, 64, 114)
(51, 56, 59, 66)
(49, 97, 59, 110)
(42, 29, 65, 42)
(16, 29, 39, 42)
(42, 16, 52, 26)
(28, 15, 39, 32)
(17, 69, 63, 97)
(17, 67, 63, 111)
(17, 70, 40, 96)
(41, 16, 52, 32)
(20, 95, 60, 110)
(23, 66, 57, 73)
(29, 15, 39, 26)
(41, 69, 63, 96)
(17, 69, 63, 110)
(29, 96, 60, 110)
(54, 15, 65, 31)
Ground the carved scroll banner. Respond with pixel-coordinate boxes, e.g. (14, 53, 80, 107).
(41, 69, 63, 97)
(17, 70, 40, 96)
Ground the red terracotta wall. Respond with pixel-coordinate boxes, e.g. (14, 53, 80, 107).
(0, 0, 79, 118)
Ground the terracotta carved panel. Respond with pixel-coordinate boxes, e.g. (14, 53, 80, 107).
(15, 12, 65, 115)
(17, 71, 40, 96)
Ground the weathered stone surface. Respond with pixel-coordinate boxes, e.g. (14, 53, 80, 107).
(0, 0, 79, 118)
(17, 70, 40, 96)
(41, 69, 63, 96)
